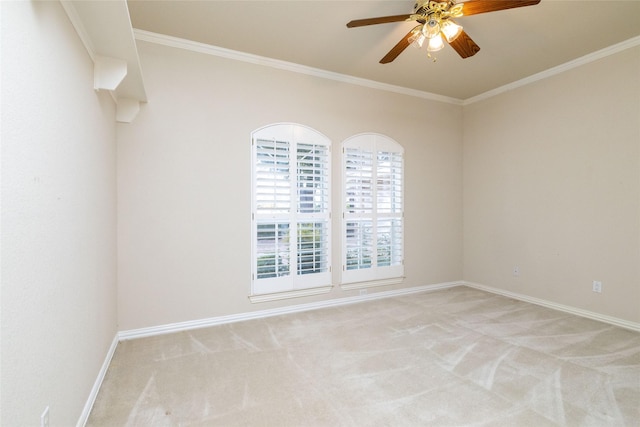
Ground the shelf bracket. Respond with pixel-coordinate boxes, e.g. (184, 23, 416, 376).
(94, 55, 127, 92)
(116, 98, 141, 123)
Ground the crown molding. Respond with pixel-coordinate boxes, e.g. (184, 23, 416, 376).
(464, 35, 640, 105)
(133, 29, 463, 106)
(132, 30, 638, 107)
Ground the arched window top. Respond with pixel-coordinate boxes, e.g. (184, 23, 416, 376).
(343, 133, 403, 153)
(252, 123, 330, 147)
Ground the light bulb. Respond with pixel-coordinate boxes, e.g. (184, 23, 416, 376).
(427, 33, 444, 52)
(441, 20, 463, 42)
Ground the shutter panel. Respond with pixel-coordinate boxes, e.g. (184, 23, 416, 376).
(297, 221, 329, 275)
(345, 148, 373, 214)
(256, 222, 291, 279)
(344, 147, 374, 273)
(377, 150, 403, 268)
(297, 143, 330, 214)
(255, 139, 291, 215)
(376, 151, 403, 215)
(376, 219, 402, 267)
(345, 219, 373, 270)
(296, 143, 330, 278)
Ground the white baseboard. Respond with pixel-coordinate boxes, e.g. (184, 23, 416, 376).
(77, 334, 119, 427)
(83, 280, 638, 423)
(462, 281, 640, 332)
(118, 281, 461, 341)
(117, 280, 640, 339)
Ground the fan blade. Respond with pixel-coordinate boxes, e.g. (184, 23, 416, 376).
(380, 28, 417, 64)
(461, 0, 540, 16)
(448, 30, 481, 58)
(347, 14, 412, 28)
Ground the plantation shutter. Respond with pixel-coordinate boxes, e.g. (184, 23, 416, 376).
(252, 124, 331, 296)
(342, 134, 404, 284)
(344, 148, 374, 271)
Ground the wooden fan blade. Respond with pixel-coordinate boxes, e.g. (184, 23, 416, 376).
(347, 14, 412, 28)
(461, 0, 541, 16)
(448, 30, 481, 58)
(379, 28, 417, 64)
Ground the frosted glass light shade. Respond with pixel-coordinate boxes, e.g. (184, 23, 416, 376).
(409, 26, 426, 48)
(441, 20, 463, 42)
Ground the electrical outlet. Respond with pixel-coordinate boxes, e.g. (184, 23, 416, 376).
(359, 289, 368, 296)
(512, 266, 520, 277)
(592, 281, 602, 293)
(41, 406, 50, 427)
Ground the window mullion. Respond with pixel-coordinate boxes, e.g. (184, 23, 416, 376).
(290, 137, 299, 279)
(372, 145, 378, 269)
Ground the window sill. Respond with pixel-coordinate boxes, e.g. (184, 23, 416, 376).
(249, 285, 334, 303)
(340, 277, 405, 291)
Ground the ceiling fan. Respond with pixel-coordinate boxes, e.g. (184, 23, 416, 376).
(347, 0, 541, 63)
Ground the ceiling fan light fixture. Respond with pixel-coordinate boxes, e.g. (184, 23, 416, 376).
(347, 0, 542, 64)
(427, 33, 444, 52)
(441, 20, 463, 42)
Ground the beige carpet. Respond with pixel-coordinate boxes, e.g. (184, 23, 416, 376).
(87, 286, 640, 426)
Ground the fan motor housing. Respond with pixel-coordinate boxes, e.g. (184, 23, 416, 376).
(414, 1, 455, 15)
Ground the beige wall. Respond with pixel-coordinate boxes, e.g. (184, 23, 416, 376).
(463, 47, 640, 323)
(116, 41, 464, 330)
(1, 7, 637, 423)
(1, 1, 118, 425)
(1, 4, 636, 424)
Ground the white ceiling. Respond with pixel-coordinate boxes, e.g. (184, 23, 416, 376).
(127, 0, 640, 100)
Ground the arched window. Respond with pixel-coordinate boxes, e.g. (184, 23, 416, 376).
(342, 133, 404, 285)
(251, 124, 331, 298)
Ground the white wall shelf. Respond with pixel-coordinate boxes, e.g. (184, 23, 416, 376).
(61, 0, 147, 123)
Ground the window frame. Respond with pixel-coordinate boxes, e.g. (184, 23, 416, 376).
(341, 133, 404, 286)
(251, 123, 332, 299)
